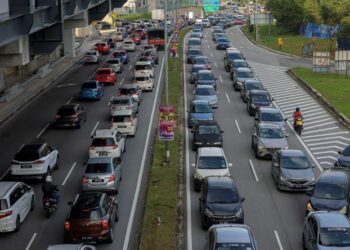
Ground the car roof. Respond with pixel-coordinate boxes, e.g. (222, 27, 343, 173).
(74, 192, 103, 208)
(198, 70, 212, 74)
(47, 244, 86, 250)
(194, 55, 207, 59)
(135, 61, 153, 65)
(206, 176, 234, 189)
(189, 38, 201, 41)
(87, 157, 112, 164)
(233, 59, 246, 63)
(213, 224, 252, 244)
(198, 147, 224, 156)
(318, 170, 348, 183)
(236, 67, 252, 72)
(280, 149, 305, 157)
(94, 129, 116, 138)
(259, 107, 280, 113)
(196, 85, 214, 89)
(0, 182, 17, 198)
(314, 212, 350, 228)
(193, 64, 206, 69)
(258, 123, 280, 129)
(244, 79, 261, 84)
(250, 89, 268, 94)
(192, 99, 210, 105)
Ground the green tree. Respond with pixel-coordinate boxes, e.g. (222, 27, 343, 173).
(266, 0, 304, 33)
(304, 0, 322, 24)
(338, 16, 350, 40)
(320, 0, 350, 25)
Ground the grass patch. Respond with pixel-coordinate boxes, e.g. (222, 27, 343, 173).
(120, 12, 152, 21)
(292, 67, 350, 118)
(242, 25, 336, 58)
(140, 27, 190, 250)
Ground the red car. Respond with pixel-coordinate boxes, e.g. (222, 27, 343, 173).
(94, 42, 110, 54)
(233, 19, 245, 25)
(95, 68, 116, 85)
(135, 29, 146, 40)
(129, 33, 141, 45)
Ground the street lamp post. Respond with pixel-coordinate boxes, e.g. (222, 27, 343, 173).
(255, 0, 258, 41)
(164, 0, 170, 163)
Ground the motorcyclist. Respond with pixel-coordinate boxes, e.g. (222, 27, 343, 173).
(293, 107, 303, 129)
(41, 175, 60, 207)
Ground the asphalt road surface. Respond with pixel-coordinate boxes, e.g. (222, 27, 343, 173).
(183, 26, 347, 250)
(0, 42, 165, 250)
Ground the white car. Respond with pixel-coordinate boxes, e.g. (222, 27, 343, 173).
(111, 110, 138, 137)
(134, 61, 155, 77)
(0, 182, 35, 232)
(47, 244, 96, 250)
(115, 32, 124, 42)
(191, 147, 232, 191)
(122, 39, 136, 52)
(133, 72, 155, 91)
(83, 51, 100, 64)
(11, 143, 59, 180)
(89, 129, 126, 161)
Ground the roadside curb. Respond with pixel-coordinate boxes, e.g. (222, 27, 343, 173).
(287, 69, 350, 130)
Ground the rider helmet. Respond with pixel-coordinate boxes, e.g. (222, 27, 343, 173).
(45, 175, 52, 183)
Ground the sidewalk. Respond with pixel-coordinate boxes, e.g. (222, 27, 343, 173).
(0, 35, 101, 126)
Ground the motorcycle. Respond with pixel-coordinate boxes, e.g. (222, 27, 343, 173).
(43, 191, 59, 218)
(294, 117, 304, 136)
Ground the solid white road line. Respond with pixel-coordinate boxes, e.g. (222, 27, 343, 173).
(302, 131, 349, 139)
(219, 75, 223, 83)
(62, 162, 77, 186)
(123, 51, 166, 250)
(90, 121, 99, 137)
(25, 233, 37, 250)
(128, 65, 132, 70)
(120, 78, 125, 85)
(36, 123, 50, 138)
(183, 32, 193, 250)
(66, 96, 74, 104)
(0, 168, 10, 180)
(249, 159, 259, 182)
(225, 93, 231, 103)
(214, 62, 218, 68)
(235, 120, 241, 134)
(274, 230, 284, 250)
(302, 127, 339, 135)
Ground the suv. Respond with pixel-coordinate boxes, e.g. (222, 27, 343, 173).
(192, 120, 223, 150)
(303, 211, 350, 249)
(0, 182, 35, 232)
(134, 61, 155, 77)
(240, 79, 263, 103)
(78, 80, 103, 101)
(229, 59, 250, 80)
(224, 49, 245, 72)
(271, 149, 315, 191)
(84, 51, 100, 64)
(112, 50, 129, 64)
(133, 72, 154, 91)
(200, 176, 244, 229)
(187, 47, 202, 64)
(247, 89, 273, 116)
(54, 104, 87, 128)
(89, 129, 125, 161)
(232, 67, 256, 91)
(191, 147, 232, 191)
(205, 224, 257, 250)
(111, 111, 138, 136)
(108, 96, 138, 117)
(122, 39, 136, 51)
(11, 143, 59, 180)
(64, 192, 118, 243)
(195, 70, 217, 90)
(252, 123, 288, 159)
(82, 157, 122, 193)
(254, 107, 288, 136)
(306, 170, 350, 216)
(117, 84, 143, 104)
(104, 58, 124, 73)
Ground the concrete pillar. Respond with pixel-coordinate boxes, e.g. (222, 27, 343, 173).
(0, 69, 4, 93)
(63, 28, 76, 57)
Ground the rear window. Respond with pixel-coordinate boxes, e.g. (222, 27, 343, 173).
(57, 108, 76, 116)
(86, 163, 112, 174)
(70, 208, 101, 219)
(135, 76, 150, 81)
(91, 138, 115, 146)
(135, 65, 152, 70)
(119, 88, 135, 95)
(110, 98, 130, 105)
(0, 199, 9, 210)
(14, 145, 41, 161)
(97, 70, 111, 75)
(86, 51, 96, 56)
(112, 115, 132, 122)
(82, 82, 97, 89)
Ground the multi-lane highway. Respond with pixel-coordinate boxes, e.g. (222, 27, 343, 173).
(184, 26, 350, 250)
(0, 41, 165, 250)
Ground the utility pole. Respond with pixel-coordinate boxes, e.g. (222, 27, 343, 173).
(255, 0, 258, 41)
(164, 0, 170, 163)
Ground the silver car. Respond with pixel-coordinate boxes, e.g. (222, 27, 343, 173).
(251, 123, 288, 159)
(81, 157, 122, 193)
(47, 244, 96, 250)
(109, 96, 138, 116)
(254, 107, 289, 136)
(194, 85, 218, 108)
(105, 58, 124, 73)
(83, 51, 100, 64)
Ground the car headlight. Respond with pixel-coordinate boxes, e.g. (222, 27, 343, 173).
(307, 176, 315, 183)
(251, 103, 257, 109)
(280, 175, 289, 183)
(339, 206, 347, 214)
(213, 142, 221, 145)
(195, 141, 203, 145)
(283, 145, 289, 150)
(307, 202, 314, 212)
(257, 141, 264, 150)
(205, 208, 213, 217)
(235, 208, 243, 218)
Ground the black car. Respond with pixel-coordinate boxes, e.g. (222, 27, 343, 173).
(192, 120, 223, 150)
(240, 79, 264, 102)
(306, 170, 350, 216)
(229, 59, 250, 80)
(187, 48, 202, 64)
(224, 50, 245, 72)
(247, 89, 273, 116)
(335, 145, 350, 168)
(195, 70, 217, 89)
(200, 176, 245, 230)
(190, 64, 207, 84)
(271, 149, 315, 191)
(54, 104, 87, 128)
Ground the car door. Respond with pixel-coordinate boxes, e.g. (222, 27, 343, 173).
(271, 151, 280, 181)
(113, 157, 121, 182)
(252, 126, 258, 147)
(116, 131, 125, 152)
(19, 184, 31, 217)
(10, 185, 25, 221)
(199, 183, 206, 214)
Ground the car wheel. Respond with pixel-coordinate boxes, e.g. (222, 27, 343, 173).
(115, 206, 119, 222)
(201, 215, 208, 230)
(30, 196, 35, 211)
(14, 216, 20, 232)
(106, 227, 114, 243)
(55, 156, 60, 170)
(302, 234, 307, 250)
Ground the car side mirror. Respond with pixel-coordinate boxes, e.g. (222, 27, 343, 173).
(228, 163, 233, 167)
(68, 201, 73, 205)
(241, 197, 245, 202)
(306, 191, 312, 196)
(191, 163, 195, 168)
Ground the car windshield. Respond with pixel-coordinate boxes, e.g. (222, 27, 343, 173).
(196, 88, 215, 96)
(198, 156, 227, 169)
(91, 138, 115, 146)
(235, 61, 248, 68)
(135, 65, 152, 70)
(198, 125, 220, 135)
(207, 188, 239, 203)
(82, 82, 97, 89)
(198, 73, 215, 81)
(192, 66, 206, 73)
(215, 243, 253, 250)
(281, 156, 310, 169)
(189, 50, 201, 56)
(319, 228, 350, 247)
(135, 76, 150, 81)
(313, 182, 347, 200)
(86, 163, 112, 173)
(228, 53, 244, 60)
(260, 112, 283, 122)
(342, 145, 350, 156)
(238, 71, 254, 78)
(217, 38, 229, 42)
(259, 127, 284, 139)
(86, 52, 96, 56)
(252, 94, 270, 102)
(245, 82, 261, 91)
(188, 39, 201, 46)
(191, 33, 201, 38)
(193, 103, 212, 113)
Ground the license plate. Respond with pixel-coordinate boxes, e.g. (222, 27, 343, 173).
(21, 165, 32, 168)
(92, 178, 104, 183)
(295, 184, 303, 188)
(98, 152, 108, 156)
(118, 125, 127, 128)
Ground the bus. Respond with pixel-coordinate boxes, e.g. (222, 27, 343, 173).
(147, 28, 165, 50)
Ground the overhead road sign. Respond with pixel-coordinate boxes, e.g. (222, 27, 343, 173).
(204, 0, 220, 12)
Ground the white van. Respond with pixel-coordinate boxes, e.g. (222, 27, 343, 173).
(133, 72, 154, 91)
(134, 61, 155, 77)
(111, 110, 138, 137)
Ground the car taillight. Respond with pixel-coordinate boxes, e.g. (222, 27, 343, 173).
(11, 160, 18, 165)
(117, 92, 122, 96)
(64, 221, 70, 231)
(108, 175, 116, 182)
(110, 145, 118, 149)
(89, 146, 95, 150)
(70, 114, 78, 118)
(101, 219, 109, 229)
(55, 115, 61, 119)
(34, 160, 45, 164)
(0, 210, 12, 219)
(82, 177, 88, 184)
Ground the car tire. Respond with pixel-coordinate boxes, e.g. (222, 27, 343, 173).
(106, 228, 114, 243)
(14, 216, 20, 232)
(30, 196, 35, 211)
(302, 234, 307, 250)
(55, 156, 60, 170)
